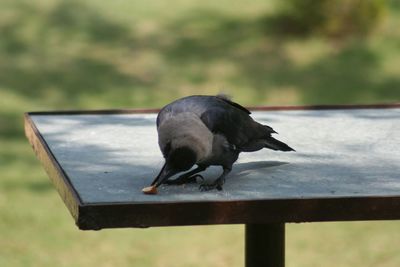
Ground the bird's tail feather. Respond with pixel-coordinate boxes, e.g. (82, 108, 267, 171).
(264, 137, 295, 152)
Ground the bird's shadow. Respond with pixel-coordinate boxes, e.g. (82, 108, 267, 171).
(231, 161, 289, 178)
(199, 160, 289, 182)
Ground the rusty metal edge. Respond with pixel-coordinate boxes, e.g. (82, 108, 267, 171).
(77, 195, 400, 230)
(24, 103, 400, 116)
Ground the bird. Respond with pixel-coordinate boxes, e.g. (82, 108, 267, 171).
(144, 95, 294, 193)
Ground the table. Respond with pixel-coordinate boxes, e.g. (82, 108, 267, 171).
(25, 104, 400, 267)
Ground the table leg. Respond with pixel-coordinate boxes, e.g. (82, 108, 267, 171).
(245, 223, 285, 267)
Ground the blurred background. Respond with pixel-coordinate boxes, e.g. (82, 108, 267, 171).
(1, 0, 400, 266)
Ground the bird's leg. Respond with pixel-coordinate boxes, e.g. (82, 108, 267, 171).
(199, 167, 231, 191)
(164, 166, 207, 185)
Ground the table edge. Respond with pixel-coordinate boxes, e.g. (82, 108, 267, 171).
(76, 195, 400, 230)
(24, 113, 83, 221)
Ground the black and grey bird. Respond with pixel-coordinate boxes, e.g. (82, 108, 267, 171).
(148, 95, 294, 192)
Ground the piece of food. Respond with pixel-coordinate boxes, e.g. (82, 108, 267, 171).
(142, 185, 158, 195)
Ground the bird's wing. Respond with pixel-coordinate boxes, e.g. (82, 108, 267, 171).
(215, 95, 252, 115)
(200, 101, 264, 148)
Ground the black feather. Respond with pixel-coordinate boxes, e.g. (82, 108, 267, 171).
(216, 95, 251, 114)
(264, 137, 295, 151)
(167, 147, 197, 171)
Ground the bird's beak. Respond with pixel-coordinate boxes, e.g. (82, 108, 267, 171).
(150, 162, 178, 188)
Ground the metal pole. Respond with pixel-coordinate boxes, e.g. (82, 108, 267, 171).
(245, 223, 285, 267)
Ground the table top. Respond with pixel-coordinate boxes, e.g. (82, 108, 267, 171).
(24, 104, 400, 230)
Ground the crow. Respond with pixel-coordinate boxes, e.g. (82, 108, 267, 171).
(144, 95, 294, 193)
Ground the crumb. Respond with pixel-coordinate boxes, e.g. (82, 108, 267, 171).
(142, 186, 158, 195)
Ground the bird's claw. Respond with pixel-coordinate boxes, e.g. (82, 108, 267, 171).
(193, 174, 204, 182)
(199, 182, 223, 191)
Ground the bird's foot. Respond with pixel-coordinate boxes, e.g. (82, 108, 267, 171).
(199, 180, 223, 191)
(165, 174, 204, 185)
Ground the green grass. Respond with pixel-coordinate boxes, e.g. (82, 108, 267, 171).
(1, 0, 400, 266)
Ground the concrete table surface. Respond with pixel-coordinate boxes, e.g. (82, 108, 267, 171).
(25, 105, 400, 230)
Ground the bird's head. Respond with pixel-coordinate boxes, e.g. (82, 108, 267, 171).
(166, 146, 197, 172)
(151, 113, 213, 187)
(150, 145, 198, 188)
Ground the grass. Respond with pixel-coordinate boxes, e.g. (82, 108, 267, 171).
(0, 0, 400, 266)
